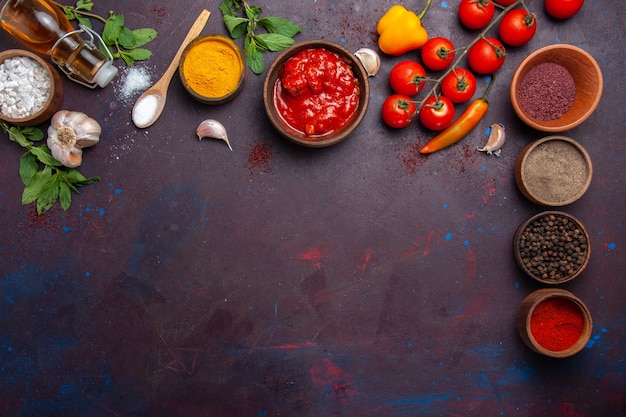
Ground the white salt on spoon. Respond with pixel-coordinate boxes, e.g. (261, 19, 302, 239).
(132, 9, 210, 128)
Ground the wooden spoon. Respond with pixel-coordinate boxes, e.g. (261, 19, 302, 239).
(132, 9, 211, 128)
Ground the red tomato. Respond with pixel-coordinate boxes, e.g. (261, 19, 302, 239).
(468, 37, 506, 74)
(440, 68, 477, 103)
(389, 61, 427, 96)
(458, 0, 495, 30)
(498, 9, 537, 46)
(382, 94, 417, 128)
(419, 95, 455, 131)
(421, 37, 456, 71)
(544, 0, 584, 19)
(493, 0, 517, 5)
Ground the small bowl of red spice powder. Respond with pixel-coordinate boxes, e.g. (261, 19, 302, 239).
(263, 40, 370, 147)
(517, 288, 592, 358)
(510, 44, 603, 132)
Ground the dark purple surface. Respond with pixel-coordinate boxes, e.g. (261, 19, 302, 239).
(1, 1, 624, 416)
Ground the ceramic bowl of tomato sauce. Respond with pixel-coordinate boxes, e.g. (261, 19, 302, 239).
(263, 40, 370, 147)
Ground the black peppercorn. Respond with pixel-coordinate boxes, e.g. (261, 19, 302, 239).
(516, 213, 589, 282)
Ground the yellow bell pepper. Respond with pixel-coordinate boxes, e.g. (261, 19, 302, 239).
(377, 0, 431, 56)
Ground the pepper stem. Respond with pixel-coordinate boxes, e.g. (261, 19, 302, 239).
(481, 74, 496, 101)
(418, 0, 432, 20)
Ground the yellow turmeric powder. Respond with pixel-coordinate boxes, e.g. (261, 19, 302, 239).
(182, 37, 243, 98)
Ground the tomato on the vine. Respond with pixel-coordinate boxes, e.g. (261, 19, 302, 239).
(421, 37, 456, 71)
(544, 0, 584, 19)
(493, 0, 517, 5)
(419, 95, 455, 131)
(468, 37, 506, 74)
(382, 94, 417, 128)
(389, 61, 427, 96)
(458, 0, 495, 30)
(440, 68, 477, 103)
(498, 8, 537, 46)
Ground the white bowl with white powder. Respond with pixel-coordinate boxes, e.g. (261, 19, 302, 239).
(0, 49, 63, 126)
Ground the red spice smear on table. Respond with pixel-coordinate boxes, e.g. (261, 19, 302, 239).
(530, 297, 584, 351)
(247, 141, 272, 173)
(274, 48, 360, 139)
(518, 62, 576, 121)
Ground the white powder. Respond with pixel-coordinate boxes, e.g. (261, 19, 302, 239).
(117, 66, 151, 102)
(0, 56, 51, 119)
(132, 94, 159, 127)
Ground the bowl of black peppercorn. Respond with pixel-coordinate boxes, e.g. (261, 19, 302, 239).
(514, 211, 591, 284)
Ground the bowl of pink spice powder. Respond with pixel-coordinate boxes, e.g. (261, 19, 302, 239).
(510, 44, 603, 132)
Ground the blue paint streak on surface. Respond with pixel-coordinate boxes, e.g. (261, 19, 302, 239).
(387, 392, 454, 413)
(445, 232, 453, 241)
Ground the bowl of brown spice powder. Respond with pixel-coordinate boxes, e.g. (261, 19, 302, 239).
(510, 44, 603, 132)
(515, 135, 592, 206)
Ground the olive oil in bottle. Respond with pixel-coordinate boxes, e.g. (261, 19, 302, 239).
(0, 0, 117, 88)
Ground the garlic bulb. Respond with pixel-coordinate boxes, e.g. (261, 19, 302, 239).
(196, 119, 232, 151)
(47, 110, 101, 168)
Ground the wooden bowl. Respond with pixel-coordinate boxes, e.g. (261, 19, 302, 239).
(179, 35, 246, 105)
(0, 49, 63, 126)
(514, 211, 591, 285)
(515, 136, 592, 206)
(510, 44, 603, 132)
(263, 40, 370, 148)
(517, 288, 592, 358)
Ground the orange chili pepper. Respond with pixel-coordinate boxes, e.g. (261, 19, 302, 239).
(420, 75, 496, 154)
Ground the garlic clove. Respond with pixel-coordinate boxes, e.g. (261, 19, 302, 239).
(196, 119, 232, 151)
(477, 123, 506, 156)
(355, 48, 380, 77)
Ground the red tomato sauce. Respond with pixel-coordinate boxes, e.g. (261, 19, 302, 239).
(273, 48, 360, 139)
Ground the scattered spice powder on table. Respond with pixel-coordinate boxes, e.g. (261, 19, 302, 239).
(518, 62, 576, 120)
(530, 296, 584, 351)
(247, 141, 272, 173)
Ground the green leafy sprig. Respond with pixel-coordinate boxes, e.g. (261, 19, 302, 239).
(219, 0, 302, 74)
(1, 121, 100, 215)
(52, 0, 157, 66)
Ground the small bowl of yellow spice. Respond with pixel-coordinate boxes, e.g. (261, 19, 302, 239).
(179, 35, 246, 105)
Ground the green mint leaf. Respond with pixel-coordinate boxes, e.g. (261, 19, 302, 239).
(8, 130, 31, 148)
(219, 1, 237, 17)
(59, 181, 72, 210)
(244, 42, 265, 75)
(245, 5, 262, 21)
(76, 0, 94, 11)
(21, 126, 44, 141)
(120, 48, 153, 65)
(117, 27, 137, 49)
(36, 175, 60, 215)
(129, 28, 157, 48)
(22, 168, 51, 205)
(19, 152, 38, 186)
(223, 15, 248, 39)
(76, 15, 92, 29)
(258, 16, 302, 38)
(67, 168, 87, 183)
(102, 12, 124, 45)
(30, 145, 62, 167)
(254, 33, 295, 52)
